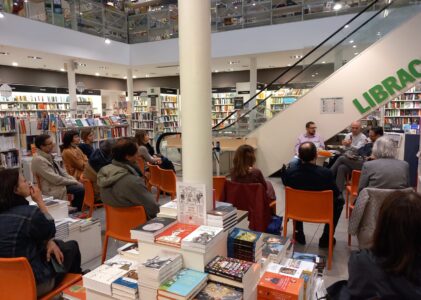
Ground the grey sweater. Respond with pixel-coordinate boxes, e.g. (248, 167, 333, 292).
(97, 160, 159, 219)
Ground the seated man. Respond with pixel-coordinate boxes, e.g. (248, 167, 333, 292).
(331, 126, 384, 192)
(290, 121, 325, 168)
(97, 138, 159, 220)
(283, 142, 344, 248)
(31, 134, 85, 211)
(342, 121, 367, 151)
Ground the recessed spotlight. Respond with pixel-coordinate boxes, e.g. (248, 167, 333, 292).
(60, 68, 65, 72)
(98, 66, 107, 70)
(0, 51, 10, 55)
(79, 12, 83, 15)
(352, 45, 357, 48)
(290, 55, 303, 59)
(132, 75, 137, 79)
(123, 76, 127, 79)
(234, 6, 238, 9)
(377, 32, 381, 36)
(252, 2, 256, 6)
(12, 62, 18, 67)
(27, 56, 42, 60)
(145, 74, 150, 78)
(0, 12, 4, 19)
(105, 38, 111, 45)
(344, 24, 349, 28)
(354, 52, 359, 55)
(215, 70, 219, 73)
(229, 60, 240, 65)
(311, 74, 315, 77)
(333, 3, 343, 11)
(95, 72, 100, 76)
(322, 61, 326, 64)
(315, 72, 318, 75)
(349, 40, 354, 44)
(79, 63, 87, 67)
(287, 64, 292, 67)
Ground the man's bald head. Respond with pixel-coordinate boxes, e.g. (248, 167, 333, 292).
(298, 142, 317, 163)
(351, 121, 362, 135)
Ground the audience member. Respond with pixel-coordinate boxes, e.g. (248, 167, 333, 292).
(0, 169, 82, 297)
(83, 140, 114, 199)
(344, 191, 421, 299)
(331, 126, 383, 192)
(358, 136, 410, 192)
(134, 130, 175, 171)
(231, 144, 276, 201)
(78, 129, 95, 158)
(342, 121, 367, 151)
(283, 142, 343, 248)
(31, 134, 85, 211)
(290, 121, 325, 168)
(97, 138, 159, 219)
(61, 130, 88, 181)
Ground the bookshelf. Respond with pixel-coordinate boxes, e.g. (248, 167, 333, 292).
(157, 88, 180, 134)
(212, 88, 237, 127)
(0, 116, 20, 169)
(267, 87, 309, 116)
(133, 91, 149, 112)
(132, 111, 156, 138)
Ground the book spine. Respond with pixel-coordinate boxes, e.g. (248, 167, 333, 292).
(204, 268, 242, 283)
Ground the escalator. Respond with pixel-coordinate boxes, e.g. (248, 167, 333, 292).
(209, 0, 421, 176)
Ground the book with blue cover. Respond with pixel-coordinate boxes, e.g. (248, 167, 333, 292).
(158, 268, 208, 299)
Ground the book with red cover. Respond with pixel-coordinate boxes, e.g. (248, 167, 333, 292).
(155, 223, 199, 248)
(62, 279, 86, 300)
(257, 272, 304, 300)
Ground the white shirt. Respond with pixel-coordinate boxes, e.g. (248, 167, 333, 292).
(345, 132, 367, 151)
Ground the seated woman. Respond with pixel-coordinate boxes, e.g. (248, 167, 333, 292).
(97, 138, 159, 220)
(78, 129, 95, 158)
(134, 130, 175, 172)
(343, 190, 421, 299)
(358, 136, 410, 193)
(61, 130, 88, 181)
(230, 144, 276, 201)
(0, 169, 82, 297)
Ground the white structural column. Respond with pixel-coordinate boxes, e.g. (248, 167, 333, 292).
(66, 62, 77, 118)
(178, 0, 213, 211)
(248, 57, 258, 130)
(126, 69, 134, 115)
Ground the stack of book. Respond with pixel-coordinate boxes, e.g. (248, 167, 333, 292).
(195, 281, 243, 300)
(158, 200, 177, 219)
(130, 217, 177, 242)
(258, 272, 304, 300)
(155, 223, 199, 248)
(206, 205, 237, 231)
(117, 243, 140, 261)
(261, 233, 291, 268)
(138, 251, 182, 299)
(228, 228, 263, 263)
(111, 270, 139, 300)
(157, 268, 208, 300)
(205, 255, 261, 300)
(180, 225, 224, 253)
(292, 252, 326, 275)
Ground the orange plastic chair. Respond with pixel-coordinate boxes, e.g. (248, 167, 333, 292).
(80, 176, 103, 218)
(147, 163, 161, 196)
(158, 167, 177, 201)
(0, 257, 82, 300)
(283, 187, 334, 270)
(213, 176, 226, 203)
(102, 205, 147, 263)
(345, 170, 361, 219)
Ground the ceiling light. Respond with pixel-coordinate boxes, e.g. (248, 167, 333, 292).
(377, 32, 381, 36)
(12, 62, 18, 67)
(352, 45, 357, 48)
(132, 75, 137, 79)
(229, 60, 240, 65)
(145, 74, 150, 78)
(106, 1, 114, 6)
(229, 68, 234, 71)
(315, 72, 318, 75)
(322, 61, 326, 64)
(311, 74, 315, 77)
(290, 55, 303, 59)
(0, 12, 4, 19)
(28, 56, 42, 60)
(215, 70, 219, 73)
(287, 64, 292, 67)
(344, 24, 349, 28)
(105, 38, 111, 45)
(123, 76, 127, 79)
(95, 72, 100, 76)
(60, 68, 65, 72)
(99, 66, 107, 70)
(349, 40, 354, 44)
(0, 51, 10, 55)
(354, 52, 359, 55)
(252, 2, 256, 6)
(333, 3, 343, 11)
(79, 63, 87, 67)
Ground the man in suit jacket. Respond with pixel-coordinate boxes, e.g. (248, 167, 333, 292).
(283, 142, 344, 248)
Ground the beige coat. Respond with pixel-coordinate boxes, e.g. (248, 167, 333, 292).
(62, 146, 88, 180)
(31, 150, 79, 200)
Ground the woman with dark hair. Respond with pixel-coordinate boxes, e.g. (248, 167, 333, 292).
(231, 144, 276, 201)
(134, 130, 175, 171)
(97, 138, 159, 219)
(61, 130, 88, 180)
(335, 190, 421, 299)
(0, 169, 82, 297)
(78, 129, 95, 158)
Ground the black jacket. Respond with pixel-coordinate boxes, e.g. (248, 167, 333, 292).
(345, 249, 421, 299)
(78, 143, 94, 159)
(89, 149, 112, 173)
(283, 162, 340, 199)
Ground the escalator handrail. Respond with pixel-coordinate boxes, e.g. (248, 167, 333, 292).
(213, 0, 396, 132)
(211, 0, 384, 131)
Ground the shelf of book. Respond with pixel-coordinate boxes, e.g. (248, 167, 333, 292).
(156, 88, 180, 134)
(0, 116, 20, 169)
(212, 88, 236, 127)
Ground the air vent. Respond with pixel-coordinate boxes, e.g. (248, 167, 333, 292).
(156, 65, 179, 69)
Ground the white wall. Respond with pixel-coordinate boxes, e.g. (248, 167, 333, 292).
(249, 11, 421, 176)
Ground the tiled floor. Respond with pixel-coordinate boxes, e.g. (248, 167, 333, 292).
(83, 176, 353, 290)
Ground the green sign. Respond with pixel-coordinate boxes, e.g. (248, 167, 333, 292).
(353, 59, 421, 114)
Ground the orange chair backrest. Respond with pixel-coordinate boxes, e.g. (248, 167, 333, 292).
(0, 257, 36, 300)
(159, 167, 176, 196)
(213, 176, 226, 202)
(137, 158, 146, 175)
(104, 205, 147, 243)
(80, 177, 95, 210)
(285, 187, 333, 224)
(351, 170, 362, 194)
(148, 163, 161, 187)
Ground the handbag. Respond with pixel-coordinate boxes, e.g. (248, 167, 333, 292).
(266, 215, 283, 235)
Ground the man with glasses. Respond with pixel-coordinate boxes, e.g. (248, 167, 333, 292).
(31, 134, 85, 211)
(289, 121, 325, 168)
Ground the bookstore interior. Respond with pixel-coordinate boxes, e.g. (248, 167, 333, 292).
(1, 0, 421, 299)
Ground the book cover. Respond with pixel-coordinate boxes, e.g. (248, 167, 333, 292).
(258, 272, 304, 300)
(140, 251, 181, 273)
(205, 256, 253, 282)
(207, 205, 236, 218)
(112, 271, 138, 293)
(229, 228, 262, 246)
(194, 281, 243, 300)
(75, 119, 84, 127)
(262, 234, 290, 259)
(181, 225, 223, 248)
(155, 223, 199, 247)
(177, 182, 207, 225)
(63, 279, 86, 300)
(159, 269, 208, 298)
(131, 217, 176, 239)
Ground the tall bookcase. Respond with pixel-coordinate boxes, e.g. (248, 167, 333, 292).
(267, 86, 309, 116)
(0, 116, 20, 169)
(212, 87, 237, 127)
(157, 88, 180, 134)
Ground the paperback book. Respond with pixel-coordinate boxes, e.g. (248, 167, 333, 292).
(181, 225, 223, 252)
(155, 223, 199, 248)
(194, 281, 243, 300)
(130, 217, 177, 241)
(177, 182, 207, 225)
(158, 268, 208, 300)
